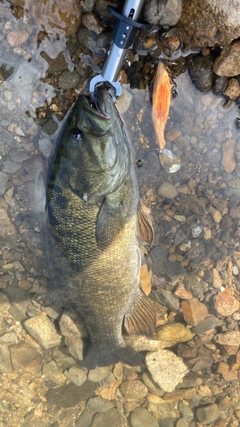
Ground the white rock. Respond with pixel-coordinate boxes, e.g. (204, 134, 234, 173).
(146, 349, 188, 392)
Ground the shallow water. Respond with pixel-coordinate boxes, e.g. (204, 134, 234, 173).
(0, 1, 240, 426)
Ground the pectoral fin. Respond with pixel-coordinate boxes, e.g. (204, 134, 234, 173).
(124, 289, 156, 337)
(137, 199, 154, 245)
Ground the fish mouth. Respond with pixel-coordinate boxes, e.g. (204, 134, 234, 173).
(78, 84, 111, 120)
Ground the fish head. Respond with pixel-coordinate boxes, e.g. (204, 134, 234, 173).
(61, 85, 131, 203)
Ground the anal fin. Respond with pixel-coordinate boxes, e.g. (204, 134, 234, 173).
(137, 199, 154, 246)
(124, 289, 156, 337)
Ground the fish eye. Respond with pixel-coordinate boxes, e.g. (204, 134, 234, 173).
(71, 128, 83, 143)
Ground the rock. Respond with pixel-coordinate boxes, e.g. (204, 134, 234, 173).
(146, 349, 188, 392)
(75, 408, 94, 427)
(65, 366, 87, 386)
(221, 139, 236, 173)
(218, 361, 238, 381)
(158, 182, 178, 198)
(91, 409, 127, 427)
(179, 402, 194, 421)
(38, 137, 52, 158)
(129, 407, 158, 427)
(0, 344, 12, 372)
(125, 335, 170, 352)
(150, 289, 180, 311)
(209, 206, 222, 223)
(88, 366, 111, 382)
(223, 78, 240, 100)
(9, 341, 42, 372)
(214, 288, 239, 316)
(176, 418, 190, 427)
(150, 246, 186, 283)
(0, 291, 10, 313)
(160, 0, 182, 26)
(179, 196, 207, 215)
(77, 28, 106, 56)
(141, 371, 164, 397)
(192, 316, 223, 334)
(58, 70, 81, 90)
(188, 55, 214, 92)
(196, 403, 221, 424)
(96, 378, 121, 400)
(140, 264, 152, 296)
(82, 12, 104, 34)
(174, 284, 192, 300)
(178, 0, 240, 48)
(0, 203, 17, 245)
(116, 88, 133, 114)
(215, 330, 240, 346)
(64, 336, 84, 360)
(0, 171, 8, 196)
(120, 380, 148, 400)
(59, 309, 88, 337)
(146, 394, 178, 419)
(24, 314, 62, 349)
(42, 118, 58, 136)
(212, 268, 222, 288)
(213, 40, 240, 76)
(230, 207, 240, 219)
(46, 381, 98, 409)
(0, 332, 18, 344)
(43, 360, 66, 386)
(87, 397, 115, 413)
(52, 347, 76, 370)
(7, 30, 29, 47)
(181, 299, 208, 326)
(155, 323, 195, 343)
(143, 0, 166, 24)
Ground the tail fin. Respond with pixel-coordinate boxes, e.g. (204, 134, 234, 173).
(84, 344, 146, 370)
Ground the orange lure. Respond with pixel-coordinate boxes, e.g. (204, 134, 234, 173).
(152, 62, 171, 150)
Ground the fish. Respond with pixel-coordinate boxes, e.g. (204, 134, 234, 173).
(152, 62, 171, 150)
(45, 85, 155, 369)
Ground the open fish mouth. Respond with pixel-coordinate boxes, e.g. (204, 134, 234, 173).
(78, 84, 112, 120)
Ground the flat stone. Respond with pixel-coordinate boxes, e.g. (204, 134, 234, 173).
(0, 172, 8, 196)
(91, 409, 127, 427)
(230, 207, 240, 219)
(7, 30, 29, 47)
(64, 336, 83, 360)
(120, 380, 148, 400)
(179, 196, 207, 215)
(59, 309, 88, 337)
(174, 284, 192, 299)
(88, 366, 111, 382)
(38, 137, 52, 158)
(221, 139, 236, 173)
(43, 360, 66, 386)
(146, 394, 178, 419)
(192, 316, 223, 334)
(24, 314, 62, 349)
(223, 78, 240, 100)
(213, 40, 240, 76)
(0, 344, 12, 372)
(52, 347, 76, 370)
(0, 291, 10, 313)
(158, 182, 178, 199)
(212, 268, 222, 288)
(46, 381, 98, 409)
(181, 299, 208, 326)
(116, 88, 132, 114)
(215, 330, 240, 346)
(196, 403, 221, 424)
(146, 349, 188, 392)
(155, 323, 195, 343)
(75, 408, 94, 427)
(125, 335, 171, 352)
(65, 366, 87, 386)
(87, 397, 115, 413)
(129, 407, 158, 427)
(214, 288, 239, 316)
(150, 289, 179, 311)
(58, 70, 81, 90)
(9, 341, 42, 372)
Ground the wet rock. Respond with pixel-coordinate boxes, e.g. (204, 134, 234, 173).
(75, 408, 94, 427)
(41, 51, 69, 73)
(9, 341, 42, 372)
(141, 371, 164, 397)
(87, 397, 114, 413)
(179, 0, 240, 48)
(188, 55, 214, 92)
(88, 366, 111, 382)
(146, 394, 178, 419)
(160, 0, 182, 26)
(215, 330, 240, 346)
(64, 335, 84, 360)
(59, 309, 88, 338)
(223, 78, 240, 100)
(52, 347, 76, 370)
(82, 12, 104, 35)
(2, 159, 22, 173)
(81, 0, 97, 12)
(0, 344, 12, 372)
(218, 361, 238, 381)
(0, 202, 17, 244)
(91, 409, 127, 427)
(214, 288, 239, 316)
(181, 299, 208, 326)
(212, 268, 222, 288)
(43, 360, 66, 386)
(158, 181, 178, 198)
(196, 403, 221, 424)
(174, 283, 192, 299)
(58, 70, 81, 90)
(0, 332, 18, 344)
(143, 0, 166, 24)
(155, 323, 195, 343)
(146, 349, 188, 392)
(221, 138, 236, 173)
(209, 205, 222, 223)
(191, 346, 214, 372)
(0, 292, 10, 313)
(129, 407, 158, 427)
(150, 289, 180, 311)
(7, 30, 29, 47)
(213, 40, 240, 76)
(192, 316, 223, 334)
(183, 275, 208, 298)
(42, 118, 58, 136)
(120, 380, 148, 400)
(24, 314, 62, 349)
(38, 137, 52, 158)
(179, 196, 207, 215)
(46, 381, 98, 409)
(176, 418, 189, 427)
(116, 88, 133, 114)
(65, 366, 87, 386)
(96, 377, 121, 400)
(179, 402, 194, 421)
(77, 28, 106, 56)
(150, 246, 186, 283)
(229, 206, 240, 219)
(0, 171, 8, 196)
(126, 334, 169, 352)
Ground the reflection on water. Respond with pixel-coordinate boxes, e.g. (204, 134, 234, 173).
(0, 0, 240, 426)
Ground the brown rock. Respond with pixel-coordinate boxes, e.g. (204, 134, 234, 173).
(155, 323, 195, 343)
(140, 264, 152, 296)
(120, 380, 148, 400)
(212, 268, 222, 288)
(213, 40, 240, 76)
(96, 379, 121, 400)
(217, 362, 238, 381)
(221, 139, 236, 173)
(0, 202, 17, 245)
(223, 78, 240, 100)
(174, 284, 192, 299)
(82, 12, 104, 34)
(166, 129, 181, 141)
(181, 299, 208, 326)
(179, 196, 208, 216)
(214, 288, 239, 316)
(230, 206, 240, 219)
(9, 341, 42, 372)
(7, 30, 29, 47)
(215, 330, 240, 346)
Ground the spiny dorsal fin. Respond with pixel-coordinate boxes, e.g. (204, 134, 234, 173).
(124, 289, 156, 337)
(137, 199, 154, 246)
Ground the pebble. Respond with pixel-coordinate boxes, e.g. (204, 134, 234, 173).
(174, 283, 192, 299)
(91, 408, 127, 427)
(158, 182, 178, 198)
(0, 343, 12, 372)
(129, 407, 158, 427)
(9, 341, 42, 372)
(42, 360, 66, 386)
(215, 330, 240, 346)
(223, 77, 240, 100)
(192, 316, 223, 334)
(24, 314, 62, 349)
(209, 206, 222, 223)
(125, 335, 168, 352)
(88, 366, 111, 382)
(116, 88, 133, 114)
(64, 335, 84, 360)
(146, 349, 188, 392)
(155, 323, 195, 343)
(179, 196, 208, 215)
(151, 289, 180, 311)
(87, 396, 115, 412)
(120, 380, 148, 400)
(214, 288, 239, 316)
(230, 207, 240, 219)
(0, 291, 10, 313)
(38, 137, 52, 157)
(7, 30, 29, 47)
(0, 171, 8, 196)
(59, 309, 88, 337)
(82, 12, 104, 35)
(212, 268, 222, 288)
(181, 299, 208, 326)
(65, 366, 87, 386)
(221, 138, 236, 173)
(146, 394, 178, 419)
(58, 70, 81, 90)
(196, 403, 221, 424)
(46, 381, 98, 408)
(213, 40, 240, 76)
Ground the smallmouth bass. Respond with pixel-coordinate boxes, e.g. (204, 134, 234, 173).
(45, 85, 155, 369)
